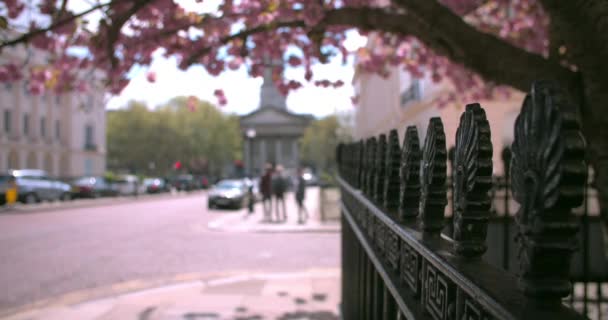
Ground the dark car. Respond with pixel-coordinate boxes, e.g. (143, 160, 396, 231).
(72, 176, 119, 198)
(143, 178, 168, 193)
(207, 179, 249, 209)
(171, 174, 196, 191)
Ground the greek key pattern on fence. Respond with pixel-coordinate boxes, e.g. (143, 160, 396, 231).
(338, 81, 588, 319)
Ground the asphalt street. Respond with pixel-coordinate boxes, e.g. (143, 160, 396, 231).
(0, 192, 340, 312)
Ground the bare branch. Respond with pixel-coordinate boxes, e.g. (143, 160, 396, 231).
(183, 20, 304, 67)
(0, 0, 117, 49)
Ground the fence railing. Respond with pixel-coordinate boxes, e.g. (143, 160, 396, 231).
(337, 80, 592, 319)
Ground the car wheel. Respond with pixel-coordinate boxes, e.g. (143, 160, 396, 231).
(25, 193, 38, 204)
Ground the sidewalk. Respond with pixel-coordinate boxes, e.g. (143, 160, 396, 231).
(207, 188, 340, 233)
(2, 269, 341, 320)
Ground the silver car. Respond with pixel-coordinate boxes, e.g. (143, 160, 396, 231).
(9, 169, 72, 204)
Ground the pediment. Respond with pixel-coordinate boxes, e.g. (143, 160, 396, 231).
(240, 108, 311, 126)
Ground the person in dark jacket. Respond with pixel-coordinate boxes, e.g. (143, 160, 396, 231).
(295, 167, 308, 224)
(259, 163, 274, 221)
(272, 165, 288, 222)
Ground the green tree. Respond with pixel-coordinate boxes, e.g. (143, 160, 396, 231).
(300, 115, 352, 175)
(106, 97, 242, 176)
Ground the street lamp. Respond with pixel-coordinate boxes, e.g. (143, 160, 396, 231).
(246, 128, 256, 177)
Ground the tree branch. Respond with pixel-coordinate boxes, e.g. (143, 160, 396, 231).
(103, 0, 154, 67)
(388, 0, 577, 92)
(0, 0, 117, 49)
(183, 20, 304, 67)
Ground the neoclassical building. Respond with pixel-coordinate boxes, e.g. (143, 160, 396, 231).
(240, 66, 313, 175)
(0, 45, 106, 177)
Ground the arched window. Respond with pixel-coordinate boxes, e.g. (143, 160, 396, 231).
(8, 151, 19, 169)
(26, 152, 38, 169)
(44, 153, 53, 175)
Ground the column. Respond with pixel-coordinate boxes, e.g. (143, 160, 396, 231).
(292, 139, 299, 168)
(275, 138, 282, 166)
(260, 139, 266, 169)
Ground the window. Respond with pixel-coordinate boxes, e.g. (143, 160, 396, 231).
(40, 117, 46, 137)
(84, 124, 95, 150)
(23, 114, 29, 135)
(55, 120, 60, 140)
(3, 110, 10, 134)
(400, 79, 422, 107)
(84, 158, 94, 175)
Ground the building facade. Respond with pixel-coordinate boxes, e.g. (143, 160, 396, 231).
(353, 36, 524, 175)
(0, 47, 106, 177)
(240, 64, 313, 176)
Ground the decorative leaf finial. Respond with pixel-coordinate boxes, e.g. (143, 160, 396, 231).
(398, 126, 422, 221)
(357, 140, 365, 189)
(419, 118, 448, 233)
(384, 129, 401, 213)
(511, 80, 586, 300)
(374, 134, 387, 204)
(366, 137, 377, 198)
(452, 103, 493, 257)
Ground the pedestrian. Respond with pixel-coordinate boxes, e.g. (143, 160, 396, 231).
(295, 167, 309, 224)
(247, 184, 255, 215)
(259, 163, 274, 221)
(272, 165, 288, 222)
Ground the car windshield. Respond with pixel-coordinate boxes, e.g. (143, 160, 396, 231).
(75, 177, 96, 184)
(215, 181, 242, 190)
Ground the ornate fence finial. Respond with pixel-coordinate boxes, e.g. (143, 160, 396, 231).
(366, 137, 377, 198)
(398, 126, 422, 221)
(374, 134, 387, 204)
(419, 118, 448, 233)
(384, 129, 401, 213)
(511, 80, 586, 301)
(357, 140, 365, 189)
(361, 139, 370, 194)
(452, 103, 493, 257)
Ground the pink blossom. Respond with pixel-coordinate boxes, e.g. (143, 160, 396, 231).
(146, 72, 156, 83)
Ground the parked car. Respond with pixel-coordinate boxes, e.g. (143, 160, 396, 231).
(207, 179, 249, 209)
(171, 174, 196, 191)
(71, 176, 119, 198)
(302, 170, 319, 186)
(143, 178, 168, 194)
(115, 175, 142, 196)
(9, 169, 72, 203)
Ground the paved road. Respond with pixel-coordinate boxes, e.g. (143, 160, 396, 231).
(0, 192, 340, 312)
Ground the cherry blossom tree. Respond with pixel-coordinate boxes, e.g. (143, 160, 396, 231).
(1, 0, 607, 229)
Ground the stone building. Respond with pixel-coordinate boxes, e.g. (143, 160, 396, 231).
(0, 46, 106, 177)
(240, 66, 313, 176)
(353, 36, 523, 176)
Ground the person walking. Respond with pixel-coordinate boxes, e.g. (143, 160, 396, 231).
(272, 165, 288, 222)
(295, 167, 309, 224)
(259, 164, 274, 221)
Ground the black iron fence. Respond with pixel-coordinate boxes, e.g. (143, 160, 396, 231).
(337, 81, 605, 319)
